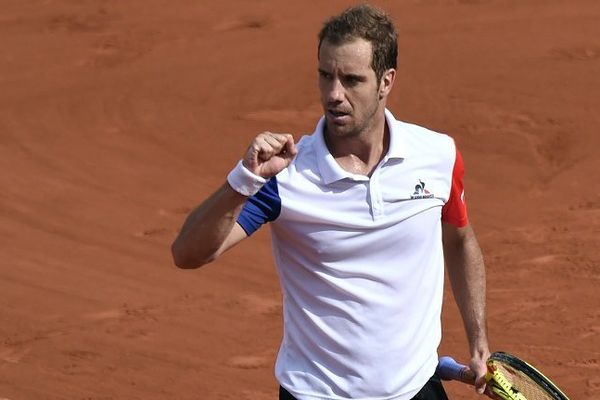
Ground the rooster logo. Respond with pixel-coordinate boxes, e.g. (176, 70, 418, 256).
(413, 180, 430, 195)
(411, 179, 434, 199)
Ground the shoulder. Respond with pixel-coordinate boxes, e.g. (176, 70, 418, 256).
(386, 109, 456, 157)
(386, 111, 459, 178)
(398, 120, 455, 150)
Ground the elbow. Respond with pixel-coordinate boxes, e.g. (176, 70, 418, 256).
(171, 240, 216, 269)
(172, 257, 204, 269)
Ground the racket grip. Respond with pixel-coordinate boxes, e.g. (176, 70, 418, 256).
(436, 356, 476, 385)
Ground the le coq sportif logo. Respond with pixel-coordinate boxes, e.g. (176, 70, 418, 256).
(410, 179, 434, 199)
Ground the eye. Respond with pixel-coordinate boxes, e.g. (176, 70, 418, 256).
(344, 76, 359, 86)
(342, 74, 364, 87)
(318, 70, 332, 80)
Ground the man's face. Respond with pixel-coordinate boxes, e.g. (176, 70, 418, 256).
(318, 38, 381, 139)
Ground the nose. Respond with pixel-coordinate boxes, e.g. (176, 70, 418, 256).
(326, 78, 344, 104)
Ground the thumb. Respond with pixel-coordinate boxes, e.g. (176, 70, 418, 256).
(469, 358, 489, 394)
(279, 136, 298, 165)
(284, 136, 298, 157)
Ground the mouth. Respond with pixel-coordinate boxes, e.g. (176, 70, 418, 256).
(327, 109, 351, 124)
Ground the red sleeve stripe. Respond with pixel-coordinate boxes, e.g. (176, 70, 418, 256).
(441, 147, 469, 227)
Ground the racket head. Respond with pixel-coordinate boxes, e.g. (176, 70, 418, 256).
(488, 352, 570, 400)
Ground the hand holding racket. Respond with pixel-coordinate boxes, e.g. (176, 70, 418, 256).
(436, 352, 570, 400)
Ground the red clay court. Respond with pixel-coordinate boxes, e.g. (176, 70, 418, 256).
(1, 1, 598, 399)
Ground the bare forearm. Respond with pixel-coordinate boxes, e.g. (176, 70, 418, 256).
(443, 223, 490, 394)
(443, 224, 489, 355)
(171, 182, 247, 268)
(171, 132, 297, 269)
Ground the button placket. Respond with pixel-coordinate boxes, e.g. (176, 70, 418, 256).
(369, 165, 385, 220)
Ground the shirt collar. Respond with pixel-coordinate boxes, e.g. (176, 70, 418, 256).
(384, 108, 409, 161)
(314, 108, 409, 184)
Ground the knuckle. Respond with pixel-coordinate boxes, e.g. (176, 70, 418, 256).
(250, 142, 260, 152)
(256, 132, 269, 140)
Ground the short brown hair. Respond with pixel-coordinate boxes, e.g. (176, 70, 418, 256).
(318, 4, 398, 82)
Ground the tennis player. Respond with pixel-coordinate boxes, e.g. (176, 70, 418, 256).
(172, 4, 490, 400)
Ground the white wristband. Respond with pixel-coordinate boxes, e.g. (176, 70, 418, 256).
(227, 160, 267, 196)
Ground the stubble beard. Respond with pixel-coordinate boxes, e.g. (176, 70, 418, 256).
(325, 95, 381, 141)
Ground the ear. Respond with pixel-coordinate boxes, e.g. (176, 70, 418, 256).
(378, 68, 396, 100)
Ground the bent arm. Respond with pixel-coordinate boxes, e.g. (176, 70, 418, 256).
(171, 182, 248, 269)
(171, 132, 297, 269)
(443, 222, 490, 394)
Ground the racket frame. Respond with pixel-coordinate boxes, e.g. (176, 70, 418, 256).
(489, 352, 570, 400)
(436, 352, 570, 400)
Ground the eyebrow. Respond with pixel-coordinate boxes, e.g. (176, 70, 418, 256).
(343, 73, 366, 81)
(318, 68, 367, 81)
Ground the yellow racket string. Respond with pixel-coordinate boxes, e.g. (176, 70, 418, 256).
(490, 384, 517, 400)
(486, 360, 528, 400)
(495, 362, 557, 400)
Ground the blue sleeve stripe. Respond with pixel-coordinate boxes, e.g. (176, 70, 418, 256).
(237, 177, 281, 236)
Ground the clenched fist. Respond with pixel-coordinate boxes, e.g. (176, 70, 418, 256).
(242, 132, 297, 178)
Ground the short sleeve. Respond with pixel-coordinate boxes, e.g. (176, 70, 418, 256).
(237, 177, 281, 235)
(441, 147, 469, 227)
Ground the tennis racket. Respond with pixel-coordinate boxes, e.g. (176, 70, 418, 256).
(436, 352, 570, 400)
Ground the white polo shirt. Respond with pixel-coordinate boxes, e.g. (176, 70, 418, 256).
(237, 109, 468, 400)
